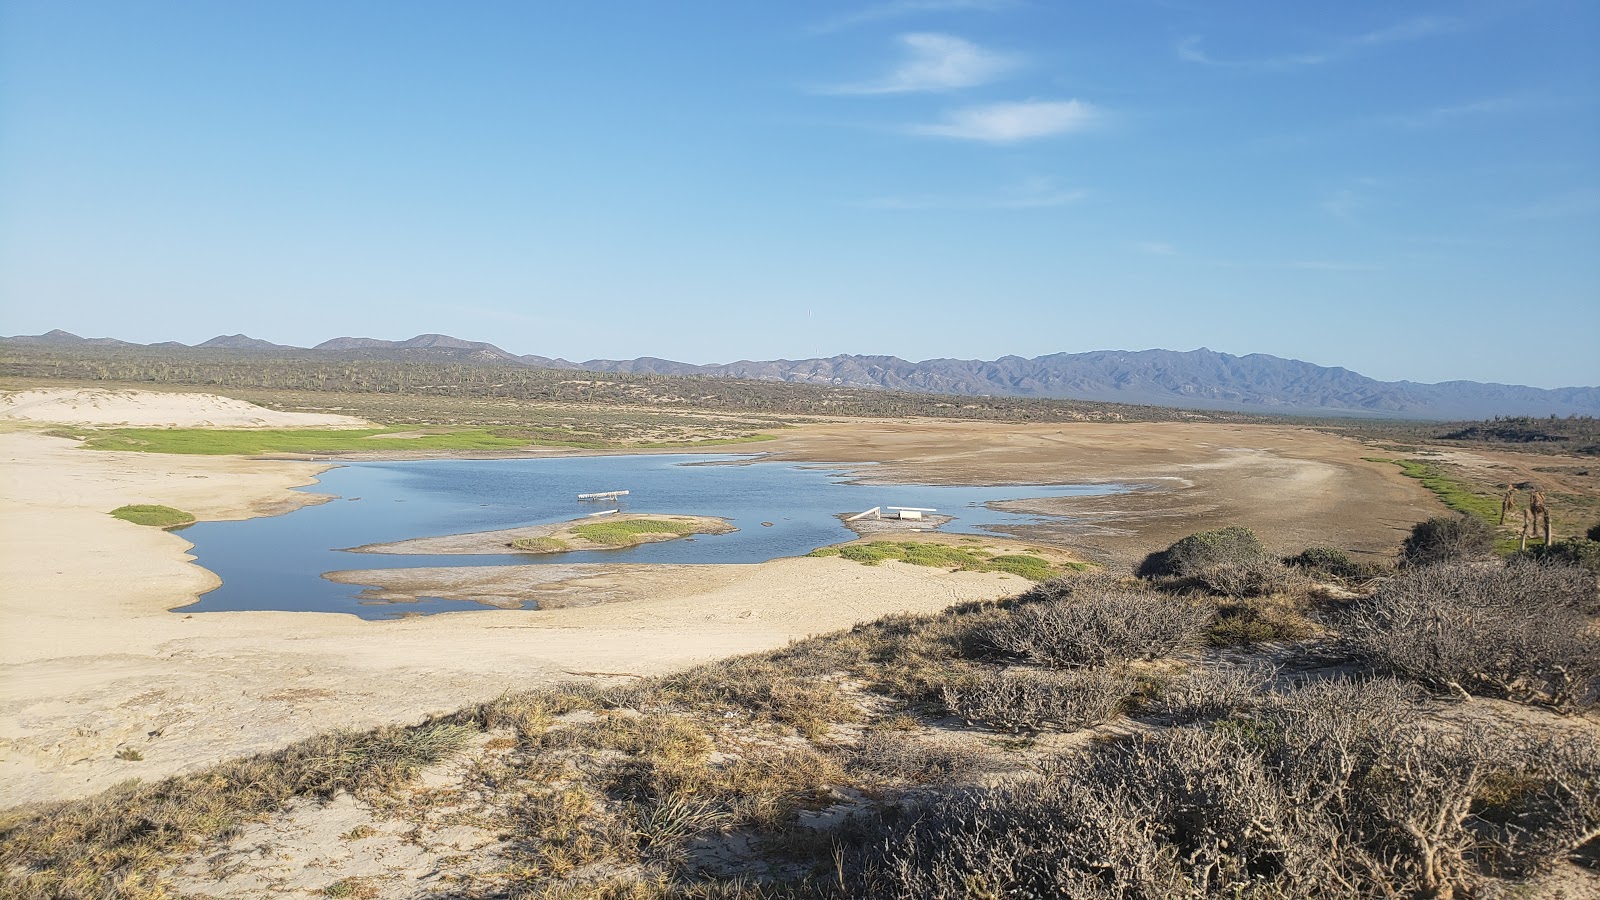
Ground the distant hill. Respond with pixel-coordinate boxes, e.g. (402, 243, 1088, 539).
(3, 330, 1595, 420)
(313, 333, 522, 363)
(2, 329, 140, 348)
(195, 334, 294, 351)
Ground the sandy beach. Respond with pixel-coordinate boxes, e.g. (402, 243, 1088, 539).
(0, 390, 1444, 807)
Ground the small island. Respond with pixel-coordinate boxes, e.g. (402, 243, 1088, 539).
(345, 513, 736, 556)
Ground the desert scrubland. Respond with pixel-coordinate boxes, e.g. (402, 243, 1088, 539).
(2, 387, 1596, 898)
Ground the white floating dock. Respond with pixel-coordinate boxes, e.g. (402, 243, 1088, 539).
(578, 490, 629, 500)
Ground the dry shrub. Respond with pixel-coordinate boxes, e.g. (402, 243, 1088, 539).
(0, 719, 478, 898)
(1205, 594, 1316, 647)
(1284, 546, 1367, 580)
(507, 785, 634, 878)
(1153, 662, 1274, 724)
(658, 658, 859, 739)
(939, 668, 1130, 734)
(1138, 527, 1297, 597)
(476, 685, 603, 744)
(976, 587, 1212, 667)
(1339, 559, 1600, 709)
(844, 731, 983, 786)
(855, 678, 1600, 898)
(1399, 515, 1497, 568)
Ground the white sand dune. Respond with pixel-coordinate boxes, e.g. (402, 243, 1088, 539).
(0, 388, 372, 428)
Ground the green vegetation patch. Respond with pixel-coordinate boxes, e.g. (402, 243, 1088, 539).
(809, 540, 1081, 581)
(79, 426, 778, 456)
(82, 427, 531, 455)
(109, 504, 196, 528)
(1364, 457, 1500, 521)
(571, 518, 697, 547)
(510, 536, 571, 553)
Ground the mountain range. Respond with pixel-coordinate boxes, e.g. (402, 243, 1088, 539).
(5, 329, 1597, 420)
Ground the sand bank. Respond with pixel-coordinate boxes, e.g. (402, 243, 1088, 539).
(0, 388, 373, 428)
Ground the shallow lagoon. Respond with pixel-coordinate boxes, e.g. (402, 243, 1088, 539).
(181, 454, 1119, 618)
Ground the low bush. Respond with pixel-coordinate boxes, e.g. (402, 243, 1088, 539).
(1138, 527, 1295, 596)
(1283, 546, 1364, 580)
(856, 677, 1600, 898)
(939, 668, 1130, 734)
(1153, 662, 1274, 724)
(1339, 560, 1600, 709)
(1398, 514, 1496, 568)
(1205, 595, 1316, 647)
(844, 731, 983, 786)
(1137, 526, 1268, 578)
(976, 587, 1211, 667)
(1517, 537, 1600, 574)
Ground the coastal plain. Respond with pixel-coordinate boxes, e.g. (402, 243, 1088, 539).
(0, 388, 1447, 806)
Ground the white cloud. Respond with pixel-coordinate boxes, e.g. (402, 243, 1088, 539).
(809, 0, 1012, 35)
(1178, 16, 1462, 68)
(909, 99, 1098, 142)
(864, 176, 1086, 210)
(826, 33, 1018, 95)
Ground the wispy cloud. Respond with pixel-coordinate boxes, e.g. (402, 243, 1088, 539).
(909, 99, 1098, 142)
(825, 33, 1018, 95)
(1380, 93, 1555, 129)
(864, 176, 1086, 210)
(809, 0, 1012, 35)
(1132, 241, 1177, 256)
(1178, 15, 1462, 68)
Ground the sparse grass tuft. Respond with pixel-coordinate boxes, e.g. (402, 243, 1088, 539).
(109, 504, 195, 528)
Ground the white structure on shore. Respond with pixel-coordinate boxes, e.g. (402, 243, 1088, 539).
(846, 505, 937, 521)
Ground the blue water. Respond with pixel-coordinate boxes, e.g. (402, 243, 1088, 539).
(179, 454, 1119, 618)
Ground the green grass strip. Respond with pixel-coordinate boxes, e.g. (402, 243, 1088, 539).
(109, 504, 196, 528)
(81, 427, 531, 455)
(79, 427, 778, 456)
(808, 540, 1082, 581)
(1364, 457, 1500, 521)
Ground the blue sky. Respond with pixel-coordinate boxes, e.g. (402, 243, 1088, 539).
(1, 1, 1596, 388)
